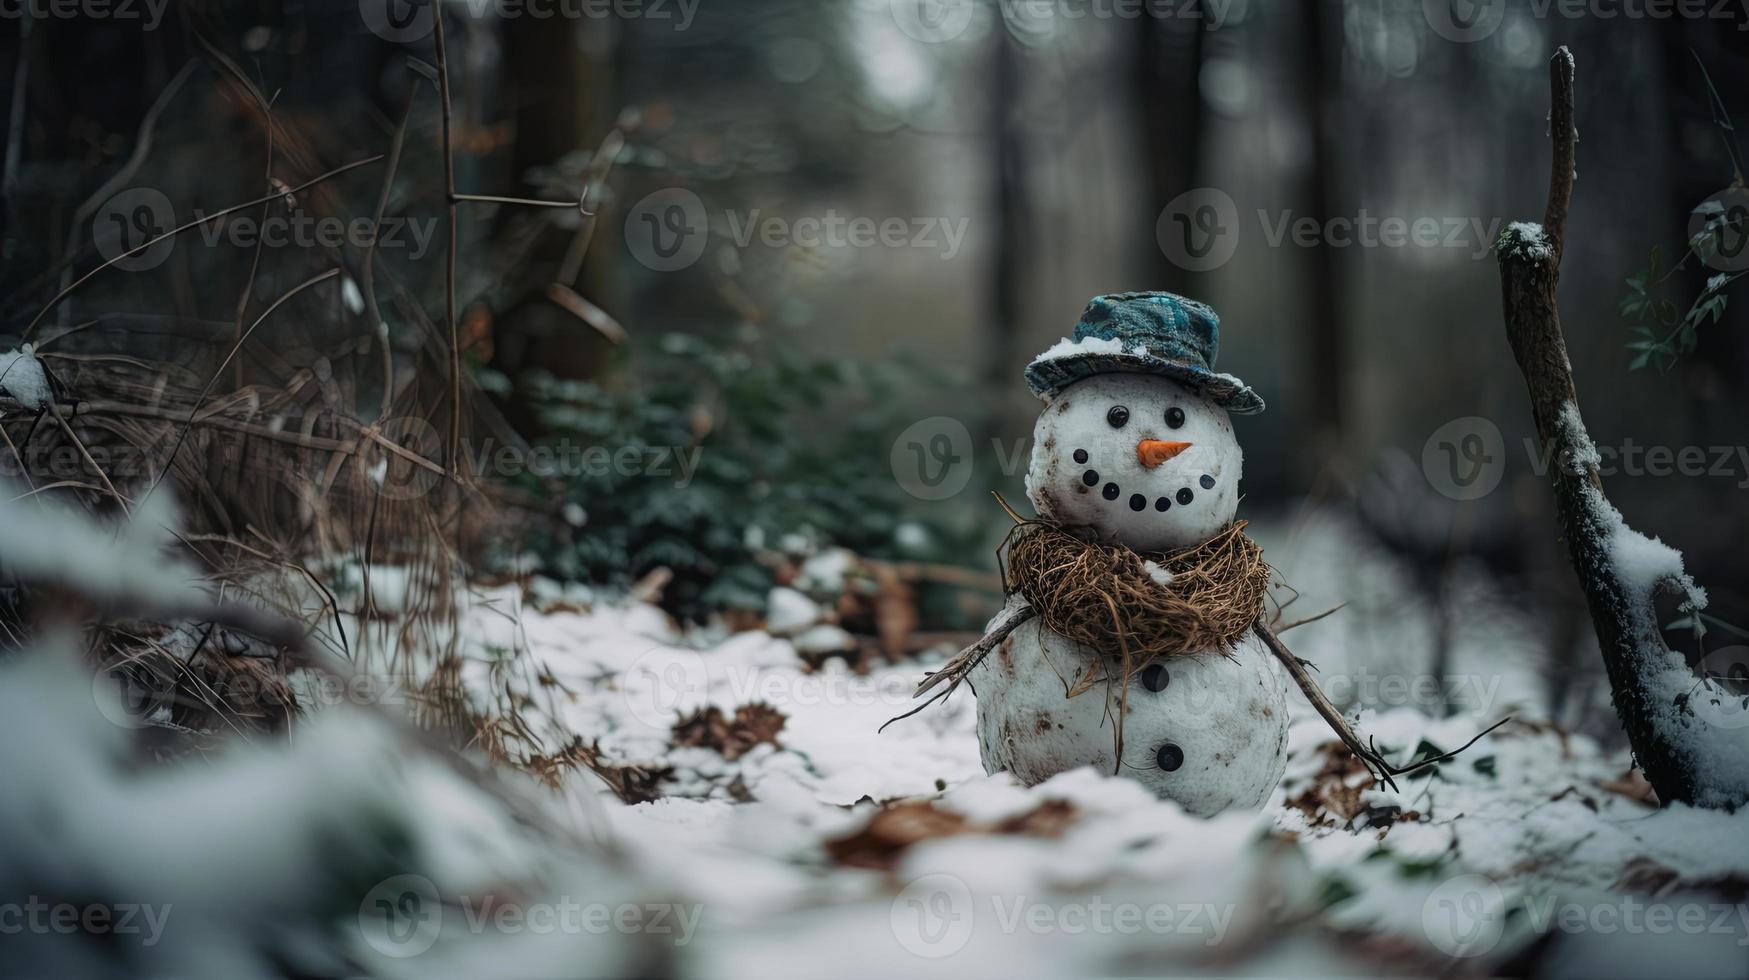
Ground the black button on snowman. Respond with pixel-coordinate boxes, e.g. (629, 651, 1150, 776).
(973, 292, 1290, 817)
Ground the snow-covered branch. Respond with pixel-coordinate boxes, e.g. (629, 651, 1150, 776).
(1495, 48, 1747, 809)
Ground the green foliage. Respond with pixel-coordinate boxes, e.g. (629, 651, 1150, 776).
(1621, 238, 1742, 373)
(520, 330, 946, 621)
(1621, 56, 1745, 372)
(1405, 737, 1445, 781)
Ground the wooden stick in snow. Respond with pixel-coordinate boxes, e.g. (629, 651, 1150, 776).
(1253, 618, 1396, 792)
(1496, 47, 1732, 808)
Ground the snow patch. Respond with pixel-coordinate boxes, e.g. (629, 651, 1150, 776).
(0, 345, 50, 409)
(1499, 220, 1554, 262)
(1551, 403, 1749, 811)
(0, 483, 203, 607)
(1029, 334, 1132, 364)
(795, 548, 857, 595)
(1557, 402, 1601, 474)
(765, 586, 822, 634)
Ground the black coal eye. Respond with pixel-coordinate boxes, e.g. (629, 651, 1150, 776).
(1165, 407, 1185, 429)
(1106, 406, 1129, 428)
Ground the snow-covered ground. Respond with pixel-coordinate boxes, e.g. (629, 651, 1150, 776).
(438, 511, 1749, 978)
(6, 507, 1749, 978)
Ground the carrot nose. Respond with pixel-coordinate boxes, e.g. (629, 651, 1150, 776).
(1136, 439, 1192, 469)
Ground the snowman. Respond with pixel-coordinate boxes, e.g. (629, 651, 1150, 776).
(970, 292, 1291, 817)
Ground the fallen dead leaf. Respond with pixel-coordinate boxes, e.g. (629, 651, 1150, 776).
(1596, 767, 1658, 807)
(1285, 742, 1373, 827)
(671, 703, 787, 761)
(825, 797, 1082, 871)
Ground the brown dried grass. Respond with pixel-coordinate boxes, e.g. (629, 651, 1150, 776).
(1, 49, 629, 777)
(1003, 518, 1272, 695)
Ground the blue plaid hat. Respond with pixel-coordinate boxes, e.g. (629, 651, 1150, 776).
(1023, 291, 1264, 414)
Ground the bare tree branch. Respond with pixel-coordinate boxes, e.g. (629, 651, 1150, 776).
(1496, 47, 1735, 808)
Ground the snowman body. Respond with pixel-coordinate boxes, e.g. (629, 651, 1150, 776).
(972, 372, 1289, 816)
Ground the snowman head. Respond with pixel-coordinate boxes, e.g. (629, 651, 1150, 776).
(1026, 373, 1241, 551)
(1021, 292, 1262, 550)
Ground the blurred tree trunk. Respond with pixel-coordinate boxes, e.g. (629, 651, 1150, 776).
(985, 23, 1025, 445)
(496, 18, 619, 426)
(1295, 0, 1344, 472)
(1136, 16, 1204, 295)
(507, 17, 617, 274)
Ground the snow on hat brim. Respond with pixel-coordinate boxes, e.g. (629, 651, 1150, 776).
(1023, 336, 1266, 414)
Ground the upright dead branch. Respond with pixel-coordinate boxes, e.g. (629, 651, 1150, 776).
(1543, 49, 1576, 268)
(1497, 48, 1736, 808)
(433, 11, 462, 474)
